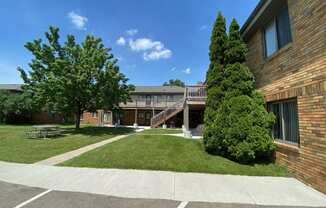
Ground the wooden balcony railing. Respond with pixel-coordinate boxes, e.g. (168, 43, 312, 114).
(150, 85, 207, 127)
(185, 85, 206, 101)
(119, 100, 180, 108)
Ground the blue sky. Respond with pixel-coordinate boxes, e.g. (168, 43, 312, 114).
(0, 0, 258, 86)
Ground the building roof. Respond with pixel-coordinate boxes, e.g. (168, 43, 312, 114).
(0, 84, 22, 91)
(132, 86, 184, 94)
(0, 84, 184, 94)
(240, 0, 286, 41)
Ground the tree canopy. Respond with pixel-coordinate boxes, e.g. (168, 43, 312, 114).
(203, 14, 275, 163)
(18, 26, 134, 129)
(163, 79, 185, 87)
(0, 90, 33, 123)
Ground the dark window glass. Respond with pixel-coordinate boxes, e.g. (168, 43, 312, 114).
(264, 6, 292, 57)
(267, 99, 299, 144)
(264, 21, 278, 57)
(277, 6, 292, 48)
(268, 103, 282, 139)
(283, 101, 299, 143)
(138, 112, 144, 119)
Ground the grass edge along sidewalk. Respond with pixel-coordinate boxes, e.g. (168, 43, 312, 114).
(61, 133, 289, 177)
(0, 125, 134, 163)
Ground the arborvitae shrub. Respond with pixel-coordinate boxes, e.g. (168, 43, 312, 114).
(203, 15, 276, 163)
(213, 94, 276, 163)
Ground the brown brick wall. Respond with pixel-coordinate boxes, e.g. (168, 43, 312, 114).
(245, 0, 326, 193)
(81, 111, 101, 125)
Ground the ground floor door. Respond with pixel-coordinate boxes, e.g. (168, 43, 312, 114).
(103, 112, 112, 124)
(145, 112, 152, 126)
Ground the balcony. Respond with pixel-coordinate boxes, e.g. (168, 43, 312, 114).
(185, 85, 206, 103)
(119, 100, 180, 108)
(119, 86, 206, 109)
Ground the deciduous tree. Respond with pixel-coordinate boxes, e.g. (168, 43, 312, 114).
(18, 26, 134, 129)
(163, 79, 185, 87)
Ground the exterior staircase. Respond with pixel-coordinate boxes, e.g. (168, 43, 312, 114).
(151, 85, 207, 128)
(151, 98, 184, 128)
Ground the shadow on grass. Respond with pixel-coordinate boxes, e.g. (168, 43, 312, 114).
(204, 144, 277, 167)
(63, 126, 135, 136)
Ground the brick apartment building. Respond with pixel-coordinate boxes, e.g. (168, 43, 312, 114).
(81, 85, 206, 136)
(1, 0, 324, 194)
(241, 0, 326, 192)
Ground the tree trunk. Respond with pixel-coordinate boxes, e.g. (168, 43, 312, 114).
(75, 111, 81, 130)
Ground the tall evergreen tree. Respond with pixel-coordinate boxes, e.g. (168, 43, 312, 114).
(203, 12, 228, 149)
(225, 19, 247, 65)
(204, 17, 276, 163)
(206, 12, 227, 89)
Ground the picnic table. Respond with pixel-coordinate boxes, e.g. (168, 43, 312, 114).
(26, 125, 62, 139)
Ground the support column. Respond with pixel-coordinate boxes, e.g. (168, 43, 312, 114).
(151, 108, 155, 127)
(183, 103, 191, 138)
(134, 109, 138, 128)
(98, 110, 104, 127)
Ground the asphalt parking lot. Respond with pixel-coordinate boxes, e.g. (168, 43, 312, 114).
(0, 181, 324, 208)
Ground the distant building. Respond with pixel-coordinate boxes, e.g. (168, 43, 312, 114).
(81, 85, 206, 137)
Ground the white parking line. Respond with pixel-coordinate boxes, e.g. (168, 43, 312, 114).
(13, 189, 52, 208)
(177, 201, 189, 208)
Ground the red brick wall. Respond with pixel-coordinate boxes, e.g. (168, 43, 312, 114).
(81, 111, 100, 125)
(245, 0, 326, 193)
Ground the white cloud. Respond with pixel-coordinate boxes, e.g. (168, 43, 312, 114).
(128, 37, 172, 61)
(143, 49, 172, 61)
(129, 38, 163, 51)
(170, 67, 176, 71)
(182, 68, 191, 74)
(68, 11, 88, 30)
(116, 37, 126, 46)
(126, 29, 138, 36)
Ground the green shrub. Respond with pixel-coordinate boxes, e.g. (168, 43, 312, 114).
(205, 94, 276, 163)
(204, 15, 276, 163)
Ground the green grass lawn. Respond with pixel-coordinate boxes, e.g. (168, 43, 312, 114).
(139, 128, 183, 134)
(0, 125, 134, 163)
(62, 134, 289, 176)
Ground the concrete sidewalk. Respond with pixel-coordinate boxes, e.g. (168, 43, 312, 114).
(0, 161, 325, 207)
(36, 133, 136, 165)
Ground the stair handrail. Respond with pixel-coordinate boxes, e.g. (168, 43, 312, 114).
(151, 98, 185, 127)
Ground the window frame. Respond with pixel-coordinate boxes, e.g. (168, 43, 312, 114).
(263, 19, 278, 57)
(92, 112, 98, 118)
(267, 98, 300, 146)
(263, 6, 292, 58)
(138, 112, 145, 119)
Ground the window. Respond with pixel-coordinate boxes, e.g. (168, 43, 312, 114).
(267, 99, 299, 144)
(265, 21, 278, 57)
(167, 95, 175, 102)
(130, 95, 138, 101)
(264, 6, 292, 57)
(92, 112, 97, 118)
(157, 95, 165, 103)
(103, 112, 111, 122)
(138, 112, 144, 119)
